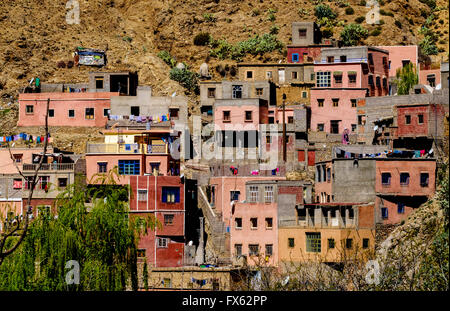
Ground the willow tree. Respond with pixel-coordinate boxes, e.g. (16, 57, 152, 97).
(395, 63, 419, 95)
(0, 169, 158, 291)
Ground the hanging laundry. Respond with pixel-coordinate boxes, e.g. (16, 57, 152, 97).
(420, 149, 425, 157)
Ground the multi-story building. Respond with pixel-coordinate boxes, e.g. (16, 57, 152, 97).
(310, 46, 389, 135)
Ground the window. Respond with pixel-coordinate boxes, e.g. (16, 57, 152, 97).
(130, 106, 140, 116)
(351, 124, 357, 132)
(232, 85, 242, 98)
(345, 238, 353, 249)
(328, 239, 335, 249)
(265, 244, 273, 256)
(302, 91, 308, 98)
(316, 72, 331, 87)
(138, 189, 147, 202)
(418, 114, 424, 124)
(368, 75, 374, 85)
(298, 29, 307, 38)
(317, 99, 324, 107)
(327, 56, 334, 63)
(288, 116, 294, 124)
(420, 173, 429, 187)
(291, 71, 298, 79)
(137, 249, 146, 258)
(223, 110, 231, 122)
(68, 109, 75, 118)
(340, 55, 347, 62)
(397, 203, 405, 214)
(292, 53, 299, 62)
(39, 176, 50, 190)
(118, 160, 140, 175)
(334, 74, 342, 84)
(306, 233, 321, 253)
(317, 123, 324, 132)
(264, 186, 274, 203)
(235, 244, 242, 256)
(58, 178, 67, 188)
(85, 108, 95, 119)
(288, 238, 295, 248)
(162, 187, 180, 203)
(245, 111, 253, 121)
(376, 76, 381, 87)
(400, 172, 410, 186)
(230, 191, 240, 201)
(13, 179, 23, 189)
(265, 217, 273, 229)
(207, 88, 216, 98)
(103, 108, 109, 117)
(249, 186, 259, 203)
(332, 98, 339, 107)
(266, 135, 272, 144)
(368, 53, 373, 65)
(348, 74, 357, 84)
(402, 60, 410, 67)
(235, 217, 242, 229)
(266, 71, 273, 79)
(330, 120, 340, 134)
(362, 238, 370, 249)
(427, 74, 436, 87)
(26, 105, 34, 114)
(95, 77, 104, 89)
(256, 88, 263, 96)
(388, 60, 391, 69)
(48, 109, 54, 117)
(249, 244, 259, 256)
(97, 162, 107, 173)
(381, 207, 388, 219)
(381, 172, 391, 185)
(164, 214, 174, 226)
(250, 218, 258, 229)
(246, 71, 253, 79)
(157, 237, 168, 248)
(13, 154, 23, 163)
(351, 99, 357, 108)
(405, 115, 411, 125)
(150, 163, 160, 175)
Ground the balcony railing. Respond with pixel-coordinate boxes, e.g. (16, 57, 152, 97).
(86, 143, 168, 155)
(22, 163, 74, 171)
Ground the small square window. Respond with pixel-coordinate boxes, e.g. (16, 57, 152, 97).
(302, 91, 308, 98)
(288, 116, 294, 124)
(298, 29, 307, 38)
(418, 114, 424, 124)
(327, 56, 334, 63)
(138, 189, 147, 202)
(291, 71, 298, 79)
(381, 207, 388, 219)
(256, 88, 263, 96)
(249, 244, 259, 256)
(351, 124, 357, 132)
(397, 203, 405, 214)
(362, 238, 370, 249)
(95, 77, 104, 89)
(235, 217, 242, 229)
(98, 162, 107, 173)
(137, 249, 146, 258)
(381, 172, 391, 185)
(332, 98, 339, 107)
(265, 244, 273, 256)
(68, 109, 75, 118)
(340, 55, 347, 62)
(26, 105, 34, 114)
(250, 217, 258, 229)
(13, 154, 23, 163)
(246, 71, 253, 79)
(317, 123, 324, 132)
(207, 88, 216, 98)
(85, 108, 95, 120)
(223, 111, 231, 121)
(328, 238, 335, 249)
(266, 135, 272, 144)
(288, 238, 295, 248)
(164, 214, 174, 225)
(230, 190, 240, 201)
(265, 217, 273, 229)
(317, 99, 324, 107)
(400, 172, 410, 185)
(13, 179, 23, 189)
(157, 237, 168, 248)
(420, 173, 429, 187)
(235, 244, 242, 256)
(351, 99, 357, 107)
(48, 109, 54, 117)
(405, 115, 411, 125)
(345, 238, 353, 249)
(58, 178, 67, 188)
(292, 53, 299, 62)
(103, 108, 109, 117)
(245, 111, 253, 121)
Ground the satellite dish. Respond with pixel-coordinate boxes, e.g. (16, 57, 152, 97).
(171, 92, 177, 97)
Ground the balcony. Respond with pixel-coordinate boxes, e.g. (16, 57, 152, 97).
(22, 163, 74, 171)
(86, 143, 168, 155)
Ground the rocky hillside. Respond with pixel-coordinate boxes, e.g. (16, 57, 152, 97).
(0, 0, 448, 100)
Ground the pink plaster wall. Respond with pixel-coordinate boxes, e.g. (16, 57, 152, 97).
(18, 92, 118, 127)
(0, 148, 53, 174)
(376, 46, 418, 77)
(419, 68, 441, 86)
(214, 105, 260, 131)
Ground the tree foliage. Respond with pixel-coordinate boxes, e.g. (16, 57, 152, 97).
(314, 4, 337, 19)
(169, 66, 199, 94)
(0, 169, 157, 291)
(395, 63, 418, 95)
(157, 50, 177, 68)
(339, 23, 368, 46)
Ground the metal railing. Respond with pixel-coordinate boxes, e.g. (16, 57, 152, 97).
(22, 163, 74, 171)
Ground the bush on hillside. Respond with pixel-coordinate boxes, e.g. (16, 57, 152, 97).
(314, 4, 337, 19)
(345, 7, 355, 15)
(193, 33, 211, 46)
(339, 23, 368, 46)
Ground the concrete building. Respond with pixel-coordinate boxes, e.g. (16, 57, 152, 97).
(278, 202, 375, 264)
(286, 22, 335, 64)
(441, 62, 449, 89)
(310, 46, 389, 135)
(88, 71, 138, 96)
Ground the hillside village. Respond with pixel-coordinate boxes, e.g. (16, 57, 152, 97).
(0, 0, 449, 291)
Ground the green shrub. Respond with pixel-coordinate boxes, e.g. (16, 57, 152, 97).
(298, 8, 310, 16)
(379, 19, 385, 25)
(169, 67, 199, 93)
(419, 0, 436, 10)
(340, 23, 368, 46)
(370, 28, 382, 36)
(359, 0, 366, 6)
(157, 50, 176, 68)
(322, 27, 334, 38)
(122, 36, 132, 43)
(203, 13, 217, 23)
(314, 4, 337, 19)
(395, 20, 402, 28)
(419, 36, 439, 55)
(270, 25, 280, 35)
(355, 16, 365, 23)
(252, 8, 260, 16)
(193, 33, 211, 46)
(379, 9, 394, 17)
(267, 12, 276, 22)
(345, 7, 355, 15)
(439, 19, 444, 24)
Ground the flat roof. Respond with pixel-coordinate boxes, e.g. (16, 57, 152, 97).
(237, 63, 314, 67)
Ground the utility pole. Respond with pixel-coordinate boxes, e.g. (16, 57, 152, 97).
(282, 93, 287, 162)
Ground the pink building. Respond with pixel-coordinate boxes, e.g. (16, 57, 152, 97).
(311, 46, 389, 134)
(419, 68, 441, 88)
(376, 45, 418, 78)
(18, 92, 118, 127)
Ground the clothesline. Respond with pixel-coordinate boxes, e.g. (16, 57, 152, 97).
(109, 113, 171, 124)
(335, 147, 433, 159)
(0, 132, 51, 144)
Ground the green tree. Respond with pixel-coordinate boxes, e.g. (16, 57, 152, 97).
(395, 63, 418, 95)
(0, 169, 157, 291)
(169, 67, 199, 94)
(339, 24, 368, 46)
(419, 36, 439, 56)
(315, 4, 337, 19)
